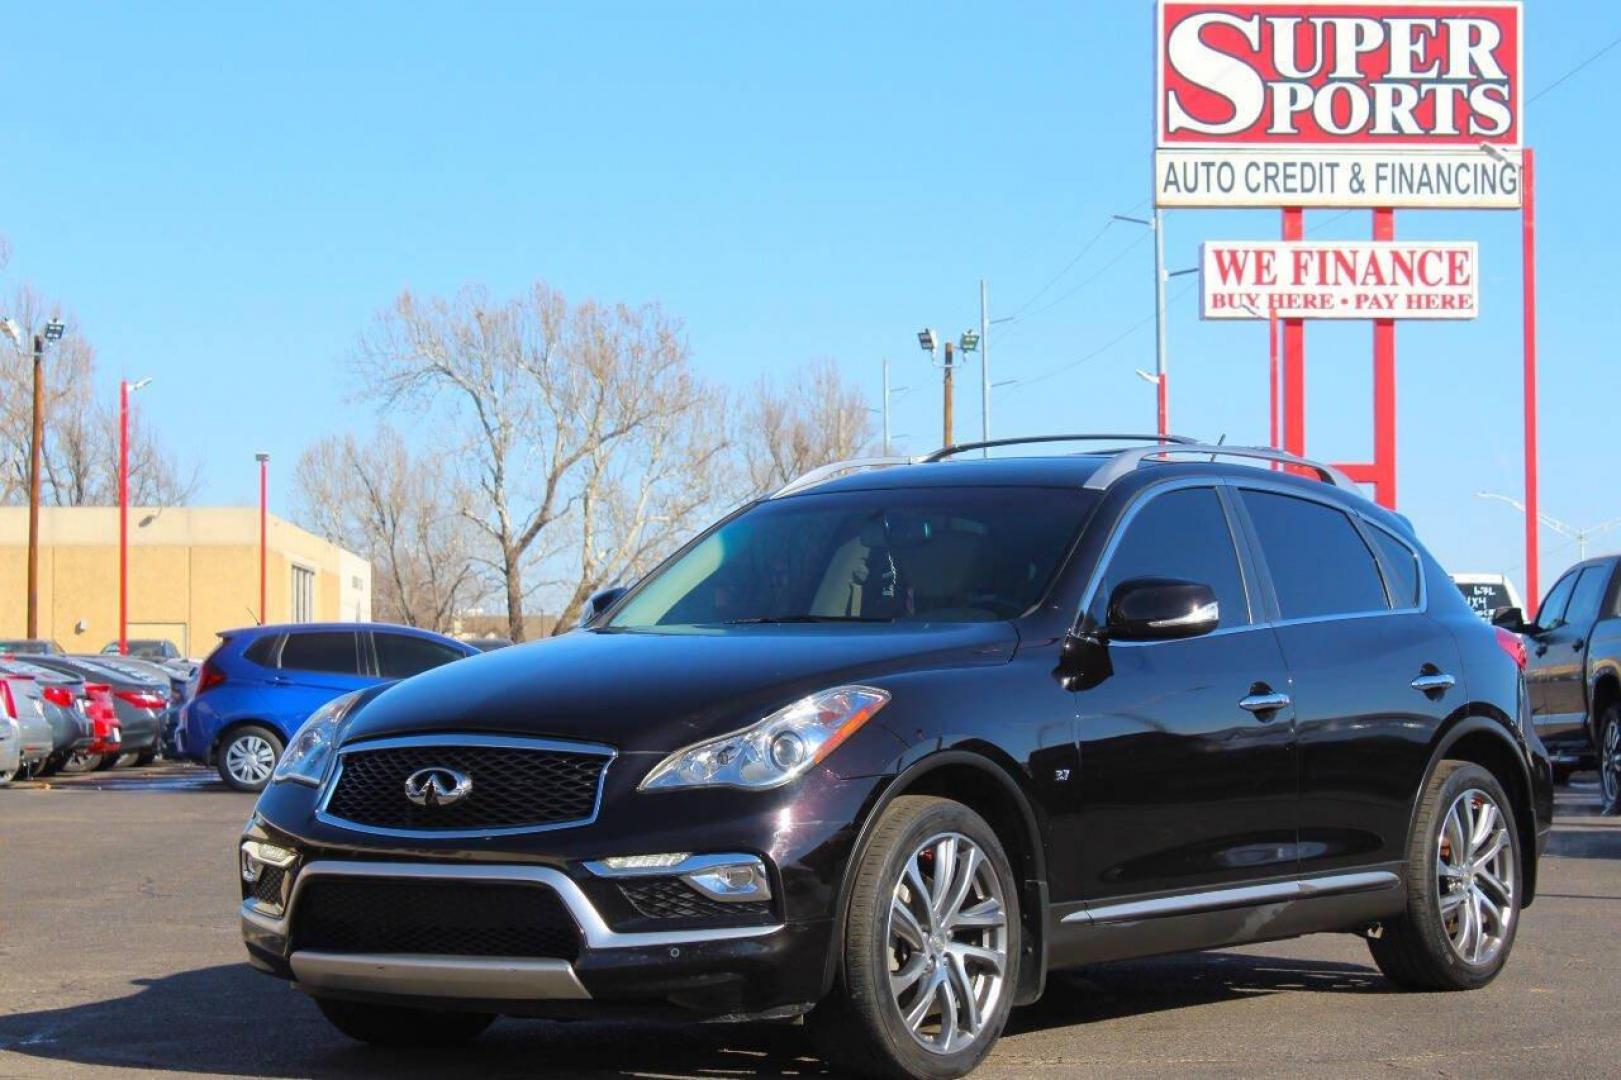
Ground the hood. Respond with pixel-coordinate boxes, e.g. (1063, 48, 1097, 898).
(343, 622, 1018, 753)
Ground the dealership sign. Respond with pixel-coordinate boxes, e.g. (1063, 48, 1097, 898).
(1202, 240, 1479, 319)
(1156, 1, 1523, 208)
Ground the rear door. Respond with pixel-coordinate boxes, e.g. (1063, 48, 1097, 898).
(269, 631, 371, 734)
(1234, 486, 1462, 879)
(372, 632, 471, 680)
(1071, 481, 1298, 903)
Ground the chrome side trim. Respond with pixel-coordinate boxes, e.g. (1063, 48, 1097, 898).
(315, 733, 616, 840)
(1062, 871, 1400, 925)
(289, 951, 591, 1001)
(257, 860, 783, 950)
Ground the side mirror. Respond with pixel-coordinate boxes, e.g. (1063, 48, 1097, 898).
(1106, 578, 1220, 642)
(577, 586, 629, 629)
(1491, 606, 1528, 633)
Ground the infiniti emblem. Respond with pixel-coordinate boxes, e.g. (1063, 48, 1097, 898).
(403, 766, 473, 808)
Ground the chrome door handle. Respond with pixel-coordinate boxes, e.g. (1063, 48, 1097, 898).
(1411, 672, 1456, 694)
(1239, 692, 1291, 714)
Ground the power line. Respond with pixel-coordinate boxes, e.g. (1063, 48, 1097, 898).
(1530, 30, 1621, 103)
(1002, 197, 1151, 323)
(1003, 278, 1201, 394)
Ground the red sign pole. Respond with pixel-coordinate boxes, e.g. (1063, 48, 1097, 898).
(1372, 208, 1397, 509)
(118, 380, 129, 656)
(1521, 149, 1539, 609)
(1281, 208, 1305, 457)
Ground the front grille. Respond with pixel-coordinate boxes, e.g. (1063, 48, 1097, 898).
(251, 865, 287, 909)
(619, 877, 773, 921)
(323, 740, 610, 833)
(291, 877, 580, 960)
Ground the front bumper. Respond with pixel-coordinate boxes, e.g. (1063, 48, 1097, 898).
(241, 766, 887, 1018)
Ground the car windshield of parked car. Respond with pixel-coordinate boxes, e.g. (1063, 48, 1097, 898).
(609, 486, 1094, 628)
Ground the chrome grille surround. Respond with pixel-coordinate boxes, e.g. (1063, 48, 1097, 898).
(316, 733, 616, 839)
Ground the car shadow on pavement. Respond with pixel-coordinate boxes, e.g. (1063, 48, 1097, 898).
(0, 952, 1392, 1078)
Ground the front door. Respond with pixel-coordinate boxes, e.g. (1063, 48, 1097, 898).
(1526, 563, 1611, 750)
(1071, 483, 1297, 904)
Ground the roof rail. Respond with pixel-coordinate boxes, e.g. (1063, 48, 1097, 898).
(1082, 444, 1358, 492)
(923, 433, 1197, 462)
(771, 456, 921, 498)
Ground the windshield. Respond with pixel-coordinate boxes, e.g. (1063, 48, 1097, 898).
(610, 486, 1094, 628)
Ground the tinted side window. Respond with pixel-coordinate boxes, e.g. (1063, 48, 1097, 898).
(278, 632, 361, 675)
(1536, 573, 1577, 627)
(1368, 526, 1421, 609)
(375, 633, 466, 678)
(1561, 566, 1611, 631)
(242, 636, 280, 667)
(1241, 491, 1387, 620)
(1092, 487, 1250, 629)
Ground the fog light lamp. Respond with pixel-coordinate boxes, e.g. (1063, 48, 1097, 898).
(683, 858, 772, 902)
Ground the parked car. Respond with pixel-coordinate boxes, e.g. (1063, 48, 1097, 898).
(0, 639, 65, 655)
(0, 658, 95, 775)
(239, 437, 1550, 1075)
(0, 668, 54, 780)
(0, 715, 19, 784)
(1453, 573, 1523, 622)
(86, 654, 187, 756)
(184, 623, 478, 792)
(463, 637, 514, 652)
(1492, 555, 1621, 807)
(100, 639, 183, 661)
(17, 655, 166, 767)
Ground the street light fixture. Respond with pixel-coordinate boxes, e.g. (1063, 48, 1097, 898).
(1112, 211, 1170, 437)
(958, 330, 979, 353)
(1476, 491, 1621, 564)
(2, 317, 68, 637)
(917, 328, 937, 354)
(43, 318, 64, 342)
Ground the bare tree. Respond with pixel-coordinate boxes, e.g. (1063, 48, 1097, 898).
(0, 286, 193, 508)
(294, 426, 488, 632)
(353, 282, 728, 640)
(735, 358, 875, 497)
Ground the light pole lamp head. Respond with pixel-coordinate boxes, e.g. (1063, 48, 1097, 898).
(916, 328, 936, 353)
(958, 330, 980, 353)
(255, 452, 270, 464)
(0, 318, 20, 347)
(42, 319, 65, 342)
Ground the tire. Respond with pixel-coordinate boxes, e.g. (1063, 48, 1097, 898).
(134, 748, 159, 767)
(94, 752, 122, 772)
(315, 997, 494, 1047)
(216, 725, 283, 792)
(1550, 763, 1574, 786)
(1599, 706, 1621, 817)
(37, 754, 63, 778)
(64, 751, 103, 774)
(1369, 761, 1521, 991)
(808, 796, 1020, 1079)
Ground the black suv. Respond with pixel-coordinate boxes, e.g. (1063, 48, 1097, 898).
(240, 436, 1552, 1079)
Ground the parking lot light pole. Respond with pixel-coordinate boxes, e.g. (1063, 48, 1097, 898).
(4, 318, 66, 638)
(256, 453, 270, 625)
(119, 378, 153, 656)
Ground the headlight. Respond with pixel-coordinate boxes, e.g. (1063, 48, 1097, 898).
(270, 691, 364, 788)
(639, 685, 890, 792)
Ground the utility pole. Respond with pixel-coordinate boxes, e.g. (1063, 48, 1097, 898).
(942, 340, 956, 448)
(26, 333, 43, 637)
(979, 280, 990, 456)
(1152, 208, 1169, 437)
(882, 358, 891, 456)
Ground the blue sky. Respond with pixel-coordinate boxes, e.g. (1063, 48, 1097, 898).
(0, 1, 1614, 601)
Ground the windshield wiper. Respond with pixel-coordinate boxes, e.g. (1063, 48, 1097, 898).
(723, 615, 894, 625)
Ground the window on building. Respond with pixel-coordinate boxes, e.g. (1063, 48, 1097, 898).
(291, 565, 316, 623)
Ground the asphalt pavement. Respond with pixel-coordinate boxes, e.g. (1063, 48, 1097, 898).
(1, 763, 1617, 1078)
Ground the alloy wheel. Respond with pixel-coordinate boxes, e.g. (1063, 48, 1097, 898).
(225, 735, 276, 786)
(1435, 788, 1515, 966)
(1603, 720, 1620, 807)
(885, 832, 1009, 1056)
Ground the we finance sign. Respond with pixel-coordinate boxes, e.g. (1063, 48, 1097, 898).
(1156, 2, 1523, 208)
(1202, 240, 1480, 319)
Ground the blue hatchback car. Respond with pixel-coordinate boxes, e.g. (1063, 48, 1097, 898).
(179, 623, 478, 791)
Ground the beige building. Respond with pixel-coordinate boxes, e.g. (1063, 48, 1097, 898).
(0, 507, 371, 658)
